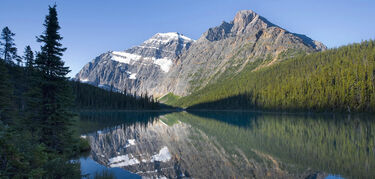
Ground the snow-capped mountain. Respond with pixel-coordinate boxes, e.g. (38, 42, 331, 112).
(75, 32, 194, 96)
(76, 10, 326, 98)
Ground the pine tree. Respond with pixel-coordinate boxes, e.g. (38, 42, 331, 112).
(0, 27, 20, 64)
(23, 45, 34, 69)
(35, 5, 74, 153)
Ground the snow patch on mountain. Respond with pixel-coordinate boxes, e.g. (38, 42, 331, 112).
(129, 73, 137, 79)
(125, 71, 137, 80)
(112, 51, 173, 73)
(111, 51, 142, 64)
(108, 154, 140, 167)
(154, 58, 173, 72)
(125, 139, 136, 147)
(151, 146, 172, 162)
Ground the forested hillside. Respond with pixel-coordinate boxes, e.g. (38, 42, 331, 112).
(72, 81, 159, 110)
(173, 40, 375, 112)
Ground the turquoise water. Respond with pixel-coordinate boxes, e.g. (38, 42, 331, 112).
(79, 111, 374, 178)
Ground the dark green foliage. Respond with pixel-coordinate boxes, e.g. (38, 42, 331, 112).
(0, 55, 82, 178)
(178, 40, 375, 112)
(0, 6, 83, 177)
(77, 138, 91, 153)
(72, 81, 159, 110)
(33, 5, 74, 153)
(0, 60, 14, 123)
(23, 45, 34, 69)
(0, 120, 83, 178)
(0, 27, 20, 65)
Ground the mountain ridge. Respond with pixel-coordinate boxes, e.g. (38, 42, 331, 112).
(76, 9, 326, 98)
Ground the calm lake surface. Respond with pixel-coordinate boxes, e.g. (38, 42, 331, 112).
(78, 111, 375, 179)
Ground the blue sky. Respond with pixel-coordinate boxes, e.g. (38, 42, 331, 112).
(1, 0, 374, 76)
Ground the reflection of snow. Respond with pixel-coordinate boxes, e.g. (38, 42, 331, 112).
(125, 139, 136, 148)
(108, 154, 140, 167)
(80, 78, 89, 83)
(151, 146, 172, 162)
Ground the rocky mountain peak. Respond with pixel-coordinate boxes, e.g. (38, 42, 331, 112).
(202, 10, 326, 51)
(233, 10, 257, 27)
(231, 10, 274, 35)
(203, 9, 273, 41)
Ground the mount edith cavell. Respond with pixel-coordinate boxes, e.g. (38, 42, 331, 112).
(78, 9, 375, 112)
(76, 10, 326, 97)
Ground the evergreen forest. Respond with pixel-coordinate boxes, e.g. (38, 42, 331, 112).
(0, 5, 158, 178)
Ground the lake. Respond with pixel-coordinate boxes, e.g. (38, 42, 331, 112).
(78, 111, 375, 179)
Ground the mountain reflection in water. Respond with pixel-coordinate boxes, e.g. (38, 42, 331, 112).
(79, 111, 374, 179)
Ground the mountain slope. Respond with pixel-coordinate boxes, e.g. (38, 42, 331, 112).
(173, 40, 375, 112)
(76, 10, 326, 98)
(160, 10, 326, 96)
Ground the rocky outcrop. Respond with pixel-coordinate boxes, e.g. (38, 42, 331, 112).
(76, 10, 326, 97)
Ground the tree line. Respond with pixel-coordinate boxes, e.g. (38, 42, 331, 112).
(71, 81, 159, 110)
(0, 5, 158, 178)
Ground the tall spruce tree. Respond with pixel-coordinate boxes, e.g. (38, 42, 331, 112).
(23, 45, 34, 68)
(0, 27, 20, 64)
(35, 5, 74, 153)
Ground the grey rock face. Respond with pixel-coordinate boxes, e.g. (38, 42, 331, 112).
(76, 32, 194, 97)
(76, 10, 327, 97)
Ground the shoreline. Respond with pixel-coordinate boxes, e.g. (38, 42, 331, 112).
(75, 108, 374, 117)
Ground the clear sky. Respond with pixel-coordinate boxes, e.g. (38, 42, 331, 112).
(1, 0, 374, 77)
